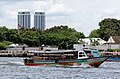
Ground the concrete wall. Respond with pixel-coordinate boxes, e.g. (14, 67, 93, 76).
(74, 44, 120, 50)
(7, 47, 58, 51)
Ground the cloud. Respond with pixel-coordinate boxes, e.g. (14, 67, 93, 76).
(33, 0, 51, 10)
(1, 0, 120, 36)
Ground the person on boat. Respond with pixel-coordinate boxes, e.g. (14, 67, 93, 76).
(54, 57, 59, 63)
(24, 58, 27, 63)
(22, 46, 25, 51)
(87, 52, 93, 58)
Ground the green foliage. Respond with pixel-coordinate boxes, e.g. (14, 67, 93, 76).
(20, 29, 41, 46)
(90, 39, 100, 46)
(0, 26, 9, 41)
(0, 41, 13, 50)
(2, 41, 13, 45)
(0, 42, 7, 50)
(5, 29, 21, 43)
(43, 25, 85, 49)
(99, 18, 120, 41)
(89, 18, 120, 41)
(78, 39, 85, 44)
(45, 25, 76, 33)
(89, 29, 100, 38)
(107, 49, 120, 52)
(44, 25, 85, 49)
(0, 25, 85, 49)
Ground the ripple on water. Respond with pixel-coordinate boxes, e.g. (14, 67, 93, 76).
(0, 57, 120, 79)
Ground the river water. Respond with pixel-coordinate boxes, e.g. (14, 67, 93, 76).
(0, 57, 120, 79)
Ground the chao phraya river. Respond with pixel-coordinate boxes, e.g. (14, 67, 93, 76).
(0, 57, 120, 79)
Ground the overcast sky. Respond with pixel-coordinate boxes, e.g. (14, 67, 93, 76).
(0, 0, 120, 36)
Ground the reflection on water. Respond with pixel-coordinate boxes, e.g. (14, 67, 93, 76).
(0, 57, 120, 79)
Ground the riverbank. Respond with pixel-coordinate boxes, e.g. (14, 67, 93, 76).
(0, 47, 58, 57)
(0, 50, 33, 57)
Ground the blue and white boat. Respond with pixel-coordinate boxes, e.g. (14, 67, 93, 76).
(24, 49, 110, 67)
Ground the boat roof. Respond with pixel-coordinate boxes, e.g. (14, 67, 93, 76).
(28, 50, 78, 54)
(83, 48, 98, 51)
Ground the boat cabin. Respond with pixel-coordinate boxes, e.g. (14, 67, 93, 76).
(29, 50, 88, 61)
(83, 49, 101, 58)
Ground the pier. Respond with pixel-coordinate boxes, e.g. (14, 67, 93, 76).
(0, 46, 58, 57)
(0, 50, 34, 57)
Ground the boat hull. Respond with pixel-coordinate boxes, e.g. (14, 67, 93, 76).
(87, 57, 109, 67)
(24, 56, 109, 67)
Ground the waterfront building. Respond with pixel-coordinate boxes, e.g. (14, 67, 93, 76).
(18, 9, 31, 29)
(78, 38, 106, 45)
(107, 36, 120, 44)
(34, 10, 45, 31)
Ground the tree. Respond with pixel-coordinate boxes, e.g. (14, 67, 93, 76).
(89, 29, 100, 38)
(5, 29, 22, 43)
(78, 39, 85, 44)
(0, 41, 13, 50)
(0, 26, 9, 41)
(0, 25, 85, 49)
(20, 29, 40, 46)
(44, 25, 85, 49)
(99, 18, 120, 41)
(90, 39, 100, 46)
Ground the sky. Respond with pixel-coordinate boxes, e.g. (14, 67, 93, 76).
(0, 0, 120, 36)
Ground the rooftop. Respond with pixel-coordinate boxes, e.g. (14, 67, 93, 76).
(35, 10, 45, 12)
(28, 50, 78, 54)
(18, 9, 30, 12)
(111, 36, 120, 44)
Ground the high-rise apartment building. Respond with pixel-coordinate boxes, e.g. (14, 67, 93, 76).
(34, 10, 45, 31)
(18, 9, 31, 29)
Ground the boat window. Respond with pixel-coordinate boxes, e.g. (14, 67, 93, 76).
(34, 53, 41, 56)
(91, 50, 100, 57)
(33, 51, 78, 60)
(60, 53, 75, 60)
(79, 52, 86, 57)
(84, 50, 93, 58)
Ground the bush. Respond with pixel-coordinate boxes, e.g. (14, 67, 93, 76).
(107, 49, 120, 52)
(2, 41, 13, 45)
(0, 41, 13, 50)
(0, 42, 7, 50)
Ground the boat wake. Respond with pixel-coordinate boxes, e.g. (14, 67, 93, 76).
(68, 63, 91, 68)
(0, 61, 24, 66)
(0, 61, 8, 65)
(7, 61, 24, 66)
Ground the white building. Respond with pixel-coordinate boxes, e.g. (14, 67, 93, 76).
(78, 38, 106, 45)
(74, 37, 120, 50)
(34, 10, 45, 31)
(107, 36, 120, 44)
(18, 9, 31, 29)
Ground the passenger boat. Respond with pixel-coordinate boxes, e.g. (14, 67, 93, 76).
(24, 49, 110, 67)
(101, 52, 120, 62)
